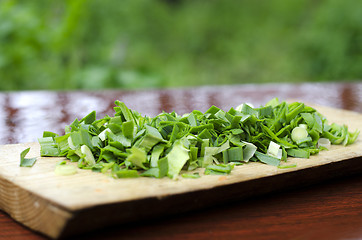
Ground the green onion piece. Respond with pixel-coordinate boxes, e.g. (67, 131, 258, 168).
(55, 134, 70, 155)
(226, 147, 243, 162)
(126, 147, 147, 169)
(43, 131, 59, 138)
(166, 139, 190, 179)
(189, 146, 198, 162)
(150, 144, 165, 168)
(187, 113, 198, 127)
(114, 169, 139, 178)
(68, 137, 76, 150)
(99, 162, 115, 173)
(309, 148, 320, 155)
(122, 121, 135, 139)
(202, 140, 230, 167)
(66, 149, 81, 162)
(296, 136, 312, 145)
(38, 137, 60, 156)
(205, 105, 221, 116)
(300, 113, 315, 129)
(135, 125, 164, 152)
(108, 123, 122, 134)
(189, 123, 214, 134)
(287, 148, 310, 158)
(157, 157, 168, 178)
(265, 97, 280, 107)
(318, 146, 329, 151)
(312, 113, 323, 133)
(81, 145, 96, 165)
(278, 164, 297, 169)
(204, 164, 233, 175)
(254, 151, 280, 166)
(140, 168, 160, 178)
(114, 100, 135, 122)
(286, 103, 304, 123)
(181, 173, 201, 179)
(81, 111, 96, 124)
(242, 141, 257, 162)
(241, 103, 258, 117)
(20, 148, 37, 167)
(69, 129, 93, 150)
(347, 130, 360, 145)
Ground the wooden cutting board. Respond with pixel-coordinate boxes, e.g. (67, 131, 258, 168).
(0, 105, 361, 239)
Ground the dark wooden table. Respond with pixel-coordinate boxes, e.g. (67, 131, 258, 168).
(1, 82, 361, 240)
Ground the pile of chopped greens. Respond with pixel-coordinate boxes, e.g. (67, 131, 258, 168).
(36, 98, 359, 179)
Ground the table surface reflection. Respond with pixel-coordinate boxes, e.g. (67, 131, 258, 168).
(0, 82, 361, 240)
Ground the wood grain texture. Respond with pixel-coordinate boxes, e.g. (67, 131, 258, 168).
(77, 174, 362, 240)
(2, 174, 362, 240)
(0, 104, 361, 239)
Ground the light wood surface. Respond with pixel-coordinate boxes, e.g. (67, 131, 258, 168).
(0, 104, 361, 239)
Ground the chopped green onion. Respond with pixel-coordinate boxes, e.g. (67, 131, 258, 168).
(114, 169, 139, 178)
(204, 164, 234, 175)
(20, 148, 37, 167)
(254, 151, 280, 166)
(287, 148, 310, 158)
(241, 141, 257, 162)
(37, 98, 359, 179)
(278, 164, 297, 169)
(181, 173, 201, 179)
(126, 147, 147, 170)
(166, 140, 190, 179)
(38, 137, 60, 156)
(81, 145, 96, 165)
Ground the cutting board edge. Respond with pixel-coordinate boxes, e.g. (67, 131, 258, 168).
(2, 136, 362, 211)
(0, 174, 73, 239)
(57, 155, 362, 239)
(3, 154, 362, 239)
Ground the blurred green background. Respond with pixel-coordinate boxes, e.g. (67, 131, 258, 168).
(0, 0, 361, 91)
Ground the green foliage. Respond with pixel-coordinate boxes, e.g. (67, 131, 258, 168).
(0, 0, 361, 91)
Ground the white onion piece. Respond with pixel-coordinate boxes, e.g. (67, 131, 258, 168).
(267, 141, 280, 158)
(81, 145, 96, 165)
(98, 128, 111, 141)
(291, 127, 308, 143)
(277, 149, 283, 159)
(68, 137, 76, 150)
(235, 103, 254, 111)
(318, 138, 331, 149)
